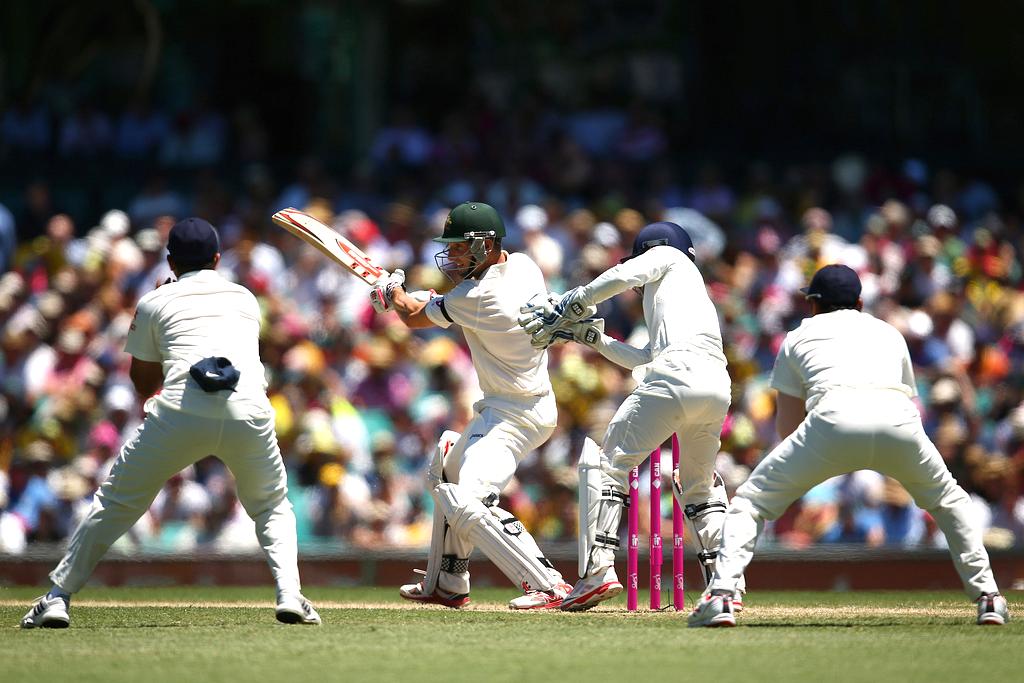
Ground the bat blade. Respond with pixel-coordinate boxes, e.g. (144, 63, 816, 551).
(272, 207, 387, 286)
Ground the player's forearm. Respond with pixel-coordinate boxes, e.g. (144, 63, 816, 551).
(130, 373, 163, 397)
(129, 358, 164, 397)
(391, 289, 434, 329)
(580, 249, 667, 305)
(774, 392, 806, 440)
(594, 335, 652, 370)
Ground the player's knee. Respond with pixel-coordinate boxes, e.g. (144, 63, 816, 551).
(602, 445, 646, 489)
(438, 430, 461, 457)
(238, 486, 289, 518)
(921, 479, 970, 513)
(435, 483, 488, 536)
(429, 430, 461, 487)
(95, 482, 156, 514)
(730, 493, 773, 521)
(487, 504, 528, 538)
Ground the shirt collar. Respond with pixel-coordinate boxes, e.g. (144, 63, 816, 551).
(176, 268, 220, 281)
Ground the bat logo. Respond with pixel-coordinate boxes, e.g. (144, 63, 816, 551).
(272, 208, 389, 286)
(336, 239, 383, 279)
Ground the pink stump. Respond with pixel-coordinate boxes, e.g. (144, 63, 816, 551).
(672, 433, 684, 610)
(649, 450, 662, 610)
(627, 466, 639, 611)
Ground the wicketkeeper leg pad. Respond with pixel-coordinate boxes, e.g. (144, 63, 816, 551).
(675, 469, 728, 587)
(436, 482, 556, 592)
(578, 437, 628, 578)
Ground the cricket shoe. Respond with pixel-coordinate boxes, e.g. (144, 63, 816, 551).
(687, 590, 737, 628)
(559, 567, 623, 612)
(21, 594, 70, 629)
(509, 581, 573, 610)
(399, 581, 471, 608)
(976, 593, 1009, 626)
(275, 593, 321, 625)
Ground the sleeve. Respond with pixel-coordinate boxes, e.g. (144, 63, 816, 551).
(594, 335, 653, 370)
(898, 332, 918, 397)
(769, 335, 805, 399)
(580, 246, 673, 306)
(424, 295, 455, 329)
(124, 295, 163, 362)
(423, 284, 485, 330)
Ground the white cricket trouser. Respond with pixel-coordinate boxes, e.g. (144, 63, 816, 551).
(435, 393, 559, 593)
(51, 404, 301, 596)
(602, 351, 730, 504)
(710, 389, 999, 599)
(443, 394, 557, 495)
(589, 350, 731, 571)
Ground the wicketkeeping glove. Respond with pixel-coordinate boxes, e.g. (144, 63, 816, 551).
(546, 317, 605, 348)
(518, 293, 604, 349)
(553, 286, 595, 323)
(368, 268, 406, 313)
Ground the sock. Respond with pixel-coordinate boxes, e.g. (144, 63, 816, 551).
(47, 585, 71, 603)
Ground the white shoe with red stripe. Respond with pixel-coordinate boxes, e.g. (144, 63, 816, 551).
(688, 589, 737, 628)
(509, 581, 572, 610)
(976, 593, 1009, 625)
(399, 581, 471, 608)
(559, 567, 623, 612)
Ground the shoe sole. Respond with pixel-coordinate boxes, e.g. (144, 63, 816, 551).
(275, 610, 319, 625)
(978, 615, 1006, 626)
(21, 618, 70, 629)
(399, 593, 471, 609)
(561, 582, 623, 612)
(688, 614, 736, 628)
(509, 598, 564, 610)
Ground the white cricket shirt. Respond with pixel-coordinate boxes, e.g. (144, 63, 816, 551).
(770, 309, 917, 412)
(125, 269, 273, 418)
(425, 252, 551, 398)
(582, 245, 726, 362)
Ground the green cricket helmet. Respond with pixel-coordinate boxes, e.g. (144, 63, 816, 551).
(434, 202, 506, 282)
(434, 202, 506, 243)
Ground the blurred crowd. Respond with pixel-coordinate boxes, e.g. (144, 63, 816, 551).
(2, 97, 1024, 559)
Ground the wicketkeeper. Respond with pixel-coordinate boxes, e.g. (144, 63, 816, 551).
(370, 201, 571, 609)
(520, 221, 744, 611)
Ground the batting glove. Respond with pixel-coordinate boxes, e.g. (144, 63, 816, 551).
(369, 268, 406, 314)
(518, 292, 559, 328)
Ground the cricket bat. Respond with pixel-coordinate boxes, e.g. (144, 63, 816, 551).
(271, 207, 388, 285)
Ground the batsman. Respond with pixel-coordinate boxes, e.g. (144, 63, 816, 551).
(520, 221, 744, 611)
(370, 202, 571, 609)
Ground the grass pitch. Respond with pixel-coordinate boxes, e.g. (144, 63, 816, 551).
(2, 586, 1021, 683)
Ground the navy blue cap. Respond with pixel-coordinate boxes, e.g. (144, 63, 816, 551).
(168, 217, 219, 267)
(621, 221, 696, 263)
(800, 264, 861, 306)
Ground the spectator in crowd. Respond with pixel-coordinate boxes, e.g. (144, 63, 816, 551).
(1, 91, 1023, 569)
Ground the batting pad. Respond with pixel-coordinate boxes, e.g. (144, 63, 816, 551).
(436, 483, 555, 592)
(422, 431, 463, 595)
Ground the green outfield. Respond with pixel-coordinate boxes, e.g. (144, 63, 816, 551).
(2, 586, 1021, 683)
